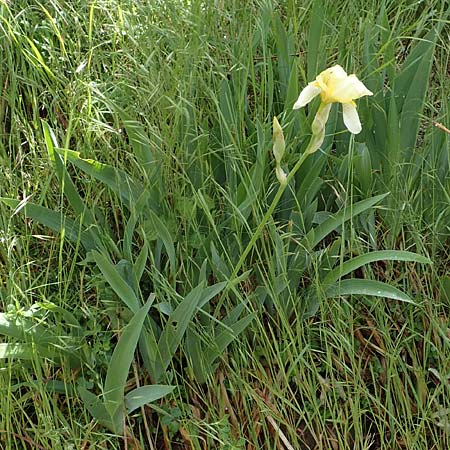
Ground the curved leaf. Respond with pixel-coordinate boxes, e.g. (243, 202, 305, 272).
(56, 149, 144, 208)
(92, 250, 140, 313)
(154, 283, 204, 382)
(43, 121, 95, 224)
(304, 193, 389, 248)
(324, 279, 414, 303)
(78, 386, 114, 432)
(1, 198, 97, 251)
(104, 298, 154, 428)
(125, 385, 175, 414)
(146, 209, 176, 275)
(322, 250, 431, 285)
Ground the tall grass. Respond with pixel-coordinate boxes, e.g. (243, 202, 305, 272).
(1, 0, 449, 448)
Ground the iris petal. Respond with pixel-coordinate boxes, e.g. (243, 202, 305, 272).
(342, 103, 362, 134)
(332, 75, 373, 103)
(320, 65, 347, 81)
(311, 103, 332, 135)
(293, 84, 321, 109)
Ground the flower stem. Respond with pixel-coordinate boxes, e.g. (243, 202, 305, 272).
(228, 146, 312, 283)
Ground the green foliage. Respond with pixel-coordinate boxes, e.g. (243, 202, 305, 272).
(0, 303, 83, 366)
(0, 0, 448, 448)
(78, 298, 175, 434)
(358, 5, 450, 237)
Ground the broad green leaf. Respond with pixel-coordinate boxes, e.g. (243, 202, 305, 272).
(56, 149, 144, 208)
(222, 303, 246, 326)
(267, 50, 274, 115)
(125, 385, 175, 414)
(45, 380, 75, 395)
(198, 259, 208, 285)
(185, 329, 207, 382)
(42, 121, 94, 224)
(104, 298, 153, 426)
(123, 212, 138, 262)
(378, 4, 395, 83)
(37, 302, 80, 328)
(154, 283, 204, 381)
(139, 325, 160, 379)
(197, 282, 227, 308)
(394, 19, 447, 155)
(324, 279, 414, 303)
(296, 156, 326, 210)
(216, 79, 235, 148)
(354, 143, 372, 195)
(0, 312, 81, 366)
(440, 276, 450, 303)
(362, 15, 383, 93)
(91, 250, 140, 313)
(0, 314, 27, 340)
(386, 92, 400, 176)
(0, 343, 34, 359)
(186, 302, 253, 384)
(307, 0, 325, 81)
(134, 239, 149, 286)
(0, 314, 61, 346)
(208, 313, 255, 365)
(394, 28, 439, 111)
(210, 241, 231, 278)
(117, 114, 157, 168)
(272, 12, 290, 98)
(0, 342, 72, 361)
(362, 17, 387, 165)
(115, 111, 162, 207)
(317, 237, 342, 280)
(1, 198, 97, 251)
(399, 41, 435, 153)
(284, 57, 299, 111)
(78, 386, 115, 432)
(237, 162, 264, 220)
(146, 209, 176, 275)
(322, 250, 431, 286)
(303, 193, 389, 248)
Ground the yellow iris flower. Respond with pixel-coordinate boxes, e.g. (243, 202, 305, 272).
(293, 65, 373, 135)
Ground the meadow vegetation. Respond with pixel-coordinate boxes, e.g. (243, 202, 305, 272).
(0, 0, 449, 448)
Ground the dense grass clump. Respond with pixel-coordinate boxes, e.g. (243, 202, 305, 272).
(0, 0, 449, 448)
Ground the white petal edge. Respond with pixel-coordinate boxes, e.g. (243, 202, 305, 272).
(293, 84, 321, 109)
(342, 103, 362, 134)
(348, 75, 373, 97)
(311, 103, 332, 135)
